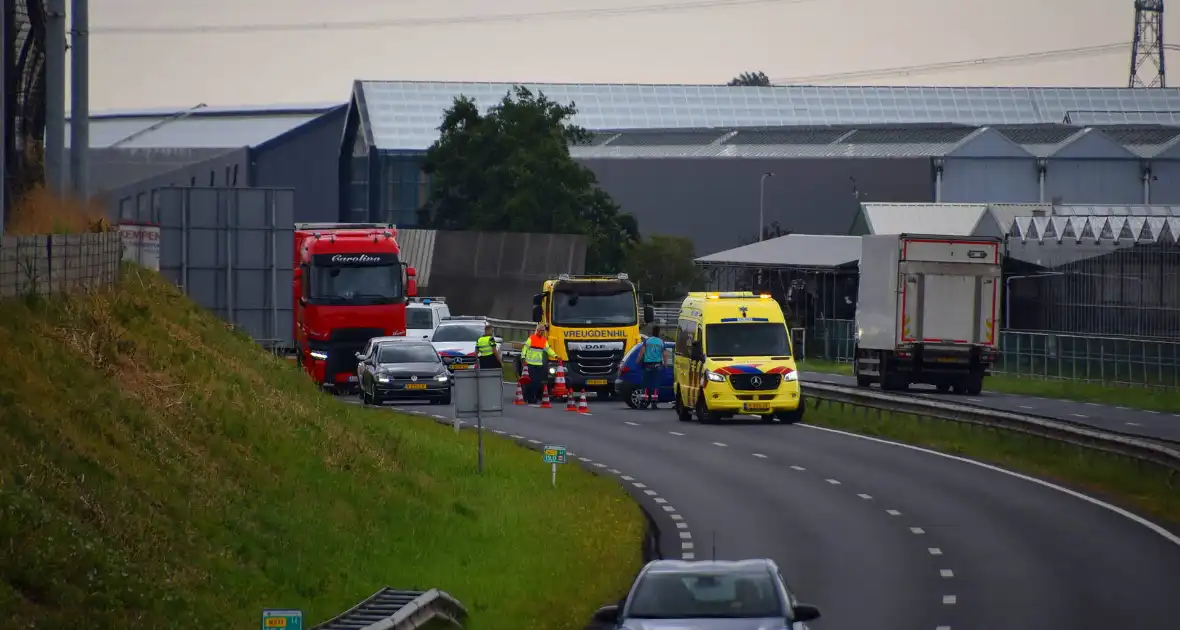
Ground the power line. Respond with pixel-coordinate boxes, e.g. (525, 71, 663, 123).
(90, 0, 821, 35)
(772, 43, 1132, 84)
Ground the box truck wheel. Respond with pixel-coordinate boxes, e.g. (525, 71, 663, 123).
(963, 374, 983, 396)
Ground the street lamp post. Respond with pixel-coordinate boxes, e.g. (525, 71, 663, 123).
(759, 171, 774, 242)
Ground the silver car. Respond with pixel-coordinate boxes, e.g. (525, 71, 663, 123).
(592, 559, 821, 630)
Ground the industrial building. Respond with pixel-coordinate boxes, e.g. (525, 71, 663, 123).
(73, 81, 1180, 259)
(338, 81, 1180, 256)
(65, 102, 347, 223)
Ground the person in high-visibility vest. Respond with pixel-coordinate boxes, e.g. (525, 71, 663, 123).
(476, 324, 501, 370)
(522, 323, 557, 403)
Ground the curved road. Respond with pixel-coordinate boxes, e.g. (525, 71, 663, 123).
(380, 387, 1180, 630)
(802, 370, 1180, 443)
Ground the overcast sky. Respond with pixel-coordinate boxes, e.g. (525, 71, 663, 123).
(83, 0, 1175, 111)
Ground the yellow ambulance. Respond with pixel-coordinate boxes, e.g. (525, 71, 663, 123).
(672, 292, 804, 424)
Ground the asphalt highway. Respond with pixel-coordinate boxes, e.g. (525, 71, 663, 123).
(802, 371, 1180, 444)
(380, 387, 1180, 630)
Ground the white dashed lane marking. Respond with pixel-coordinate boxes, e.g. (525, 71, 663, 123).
(886, 509, 902, 516)
(790, 465, 806, 471)
(679, 531, 692, 539)
(966, 398, 983, 402)
(1072, 413, 1088, 418)
(676, 522, 688, 529)
(669, 431, 685, 436)
(624, 421, 640, 426)
(910, 527, 926, 534)
(940, 569, 954, 578)
(1018, 405, 1034, 410)
(752, 453, 767, 458)
(943, 595, 957, 605)
(857, 494, 872, 500)
(825, 479, 841, 485)
(644, 490, 658, 496)
(928, 547, 943, 555)
(632, 482, 646, 488)
(712, 442, 727, 447)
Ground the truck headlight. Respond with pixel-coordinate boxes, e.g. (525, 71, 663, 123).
(705, 371, 726, 383)
(783, 371, 798, 382)
(548, 366, 557, 375)
(309, 351, 328, 360)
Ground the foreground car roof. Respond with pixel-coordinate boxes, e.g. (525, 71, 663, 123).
(643, 559, 776, 574)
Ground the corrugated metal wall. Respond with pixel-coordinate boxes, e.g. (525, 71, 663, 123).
(120, 186, 295, 347)
(396, 230, 587, 319)
(941, 159, 1039, 203)
(1044, 160, 1144, 204)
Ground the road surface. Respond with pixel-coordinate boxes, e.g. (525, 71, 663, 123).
(376, 387, 1180, 630)
(802, 370, 1180, 444)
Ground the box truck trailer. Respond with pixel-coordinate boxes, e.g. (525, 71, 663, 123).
(852, 234, 1002, 394)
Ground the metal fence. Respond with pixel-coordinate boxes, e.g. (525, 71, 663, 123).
(788, 320, 1180, 389)
(0, 232, 122, 298)
(117, 186, 295, 349)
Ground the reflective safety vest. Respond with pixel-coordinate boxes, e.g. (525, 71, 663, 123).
(523, 334, 557, 366)
(476, 335, 497, 357)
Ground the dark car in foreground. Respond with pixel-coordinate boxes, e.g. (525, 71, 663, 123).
(592, 559, 820, 630)
(358, 341, 452, 406)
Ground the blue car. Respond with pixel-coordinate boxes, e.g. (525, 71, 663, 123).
(616, 335, 675, 409)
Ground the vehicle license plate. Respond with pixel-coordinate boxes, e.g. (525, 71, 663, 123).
(452, 364, 471, 370)
(405, 383, 428, 390)
(743, 403, 770, 412)
(586, 379, 608, 386)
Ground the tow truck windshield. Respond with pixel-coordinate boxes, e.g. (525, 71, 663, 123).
(705, 323, 791, 358)
(552, 288, 637, 327)
(309, 263, 403, 304)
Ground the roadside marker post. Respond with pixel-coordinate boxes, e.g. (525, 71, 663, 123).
(261, 610, 302, 630)
(543, 444, 567, 487)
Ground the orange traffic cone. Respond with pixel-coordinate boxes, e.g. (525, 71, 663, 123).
(552, 362, 568, 399)
(513, 380, 526, 405)
(577, 389, 590, 414)
(565, 391, 578, 412)
(540, 384, 552, 408)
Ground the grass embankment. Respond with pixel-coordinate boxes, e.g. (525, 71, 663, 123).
(800, 359, 1180, 414)
(804, 400, 1180, 526)
(0, 266, 644, 630)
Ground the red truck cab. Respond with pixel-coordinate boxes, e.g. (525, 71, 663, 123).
(293, 223, 418, 392)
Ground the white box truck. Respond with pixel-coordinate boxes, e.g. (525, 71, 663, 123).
(853, 234, 1002, 394)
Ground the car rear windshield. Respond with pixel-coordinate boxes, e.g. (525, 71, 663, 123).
(377, 344, 440, 364)
(406, 307, 433, 330)
(431, 324, 484, 343)
(627, 570, 783, 619)
(704, 323, 791, 358)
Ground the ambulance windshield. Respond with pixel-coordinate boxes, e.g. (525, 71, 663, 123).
(705, 323, 791, 358)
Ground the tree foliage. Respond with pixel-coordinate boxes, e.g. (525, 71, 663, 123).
(739, 220, 792, 246)
(627, 234, 704, 302)
(419, 86, 638, 272)
(727, 71, 772, 87)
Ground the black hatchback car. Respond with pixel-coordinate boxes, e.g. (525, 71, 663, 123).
(358, 341, 452, 406)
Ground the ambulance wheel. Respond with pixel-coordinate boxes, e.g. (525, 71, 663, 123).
(674, 389, 693, 422)
(695, 396, 719, 424)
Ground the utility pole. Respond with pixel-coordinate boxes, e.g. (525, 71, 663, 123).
(70, 0, 90, 199)
(1129, 0, 1166, 87)
(44, 0, 67, 194)
(1, 0, 8, 236)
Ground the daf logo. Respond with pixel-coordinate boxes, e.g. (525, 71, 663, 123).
(331, 253, 380, 263)
(581, 343, 608, 351)
(411, 375, 418, 381)
(750, 376, 762, 387)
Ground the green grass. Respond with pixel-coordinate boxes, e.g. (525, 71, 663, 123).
(804, 398, 1180, 527)
(799, 359, 1180, 414)
(0, 266, 645, 630)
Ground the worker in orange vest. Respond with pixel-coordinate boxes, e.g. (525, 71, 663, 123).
(522, 323, 558, 403)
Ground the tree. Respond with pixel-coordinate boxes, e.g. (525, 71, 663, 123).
(739, 220, 792, 246)
(419, 86, 638, 272)
(727, 71, 772, 87)
(626, 234, 704, 302)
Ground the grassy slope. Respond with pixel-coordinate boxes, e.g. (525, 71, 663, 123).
(0, 266, 644, 630)
(799, 359, 1180, 413)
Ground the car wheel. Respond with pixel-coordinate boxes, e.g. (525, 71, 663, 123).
(622, 386, 639, 409)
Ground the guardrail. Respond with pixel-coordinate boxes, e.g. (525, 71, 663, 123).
(803, 382, 1180, 470)
(312, 587, 467, 630)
